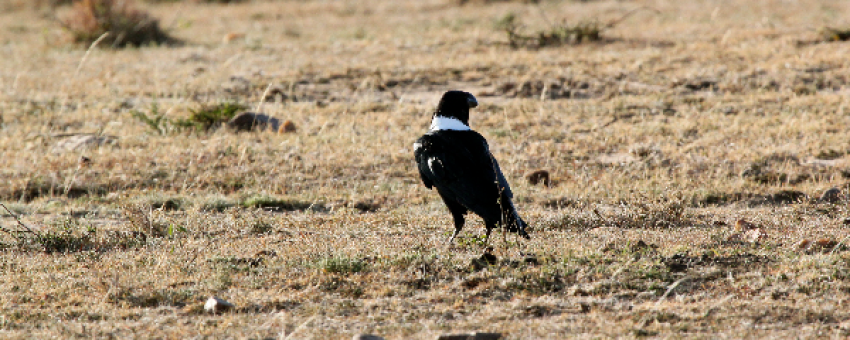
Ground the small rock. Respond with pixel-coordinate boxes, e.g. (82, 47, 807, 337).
(204, 296, 234, 313)
(734, 219, 757, 232)
(815, 238, 837, 250)
(279, 120, 297, 133)
(436, 333, 502, 340)
(744, 228, 767, 243)
(795, 239, 811, 251)
(820, 187, 842, 203)
(525, 169, 550, 187)
(799, 238, 840, 253)
(222, 32, 244, 43)
(263, 88, 288, 102)
(352, 334, 385, 340)
(227, 112, 282, 131)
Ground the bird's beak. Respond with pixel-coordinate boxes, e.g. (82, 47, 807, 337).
(467, 95, 478, 108)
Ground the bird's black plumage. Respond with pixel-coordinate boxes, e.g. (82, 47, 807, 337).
(414, 91, 530, 242)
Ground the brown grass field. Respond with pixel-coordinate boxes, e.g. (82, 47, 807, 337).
(2, 0, 850, 338)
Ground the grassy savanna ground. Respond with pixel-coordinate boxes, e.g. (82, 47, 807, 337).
(2, 0, 850, 338)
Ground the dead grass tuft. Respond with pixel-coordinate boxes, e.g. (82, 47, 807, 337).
(496, 13, 604, 49)
(1, 204, 146, 253)
(108, 287, 195, 308)
(59, 0, 176, 48)
(542, 194, 689, 230)
(122, 203, 169, 237)
(496, 7, 655, 49)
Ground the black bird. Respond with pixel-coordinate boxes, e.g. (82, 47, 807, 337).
(414, 91, 530, 243)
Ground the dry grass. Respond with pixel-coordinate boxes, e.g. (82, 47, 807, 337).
(59, 0, 175, 47)
(496, 12, 604, 49)
(2, 0, 850, 338)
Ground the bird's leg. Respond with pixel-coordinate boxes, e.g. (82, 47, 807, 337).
(447, 229, 460, 244)
(446, 212, 465, 244)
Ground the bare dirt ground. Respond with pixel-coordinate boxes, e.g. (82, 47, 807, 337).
(2, 0, 850, 338)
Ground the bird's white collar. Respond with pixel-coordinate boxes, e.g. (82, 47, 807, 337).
(429, 116, 470, 131)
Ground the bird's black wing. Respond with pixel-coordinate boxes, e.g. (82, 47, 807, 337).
(413, 137, 434, 189)
(486, 141, 514, 199)
(414, 131, 508, 222)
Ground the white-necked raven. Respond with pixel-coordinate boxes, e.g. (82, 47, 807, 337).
(414, 91, 530, 243)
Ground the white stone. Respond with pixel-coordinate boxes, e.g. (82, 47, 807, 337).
(204, 296, 234, 313)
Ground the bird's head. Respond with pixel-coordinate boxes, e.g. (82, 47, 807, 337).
(434, 90, 477, 126)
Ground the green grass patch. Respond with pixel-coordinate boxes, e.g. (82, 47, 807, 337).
(318, 255, 368, 274)
(177, 102, 247, 131)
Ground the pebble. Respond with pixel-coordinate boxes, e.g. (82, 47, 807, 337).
(222, 32, 245, 43)
(204, 296, 234, 313)
(280, 120, 297, 133)
(820, 187, 841, 203)
(352, 334, 384, 340)
(227, 112, 282, 131)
